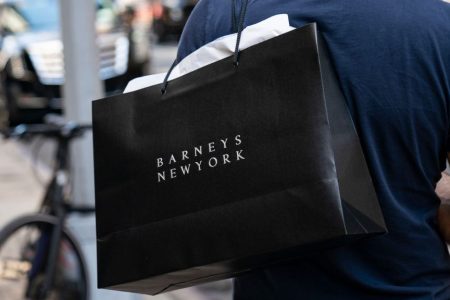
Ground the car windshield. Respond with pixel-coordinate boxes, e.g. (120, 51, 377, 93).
(14, 0, 59, 31)
(4, 0, 119, 33)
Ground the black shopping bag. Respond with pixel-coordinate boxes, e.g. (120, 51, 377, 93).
(92, 23, 386, 295)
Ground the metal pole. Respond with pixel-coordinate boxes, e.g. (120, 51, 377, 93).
(59, 0, 103, 207)
(59, 2, 150, 299)
(59, 2, 105, 300)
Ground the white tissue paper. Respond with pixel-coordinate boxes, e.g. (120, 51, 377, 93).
(124, 14, 295, 93)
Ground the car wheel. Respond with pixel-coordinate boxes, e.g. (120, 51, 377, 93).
(0, 86, 8, 129)
(4, 81, 21, 126)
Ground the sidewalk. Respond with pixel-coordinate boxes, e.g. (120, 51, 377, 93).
(0, 138, 232, 300)
(0, 139, 43, 227)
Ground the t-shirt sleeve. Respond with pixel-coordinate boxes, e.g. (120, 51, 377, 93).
(176, 0, 210, 62)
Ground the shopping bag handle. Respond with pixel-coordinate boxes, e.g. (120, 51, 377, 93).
(231, 0, 249, 67)
(161, 0, 249, 95)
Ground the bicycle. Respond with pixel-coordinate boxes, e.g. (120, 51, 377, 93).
(0, 116, 94, 300)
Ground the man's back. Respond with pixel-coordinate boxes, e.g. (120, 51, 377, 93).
(177, 1, 450, 298)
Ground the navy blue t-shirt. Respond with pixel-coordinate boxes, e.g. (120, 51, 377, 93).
(177, 1, 450, 299)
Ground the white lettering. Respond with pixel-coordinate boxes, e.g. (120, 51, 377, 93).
(182, 150, 189, 160)
(195, 161, 203, 171)
(235, 134, 242, 146)
(194, 146, 202, 157)
(236, 150, 245, 161)
(220, 138, 228, 149)
(180, 164, 191, 175)
(209, 157, 218, 168)
(157, 157, 164, 168)
(208, 142, 215, 153)
(156, 135, 244, 182)
(157, 171, 166, 182)
(223, 154, 231, 164)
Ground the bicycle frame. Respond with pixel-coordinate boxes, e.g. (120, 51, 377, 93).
(29, 136, 71, 298)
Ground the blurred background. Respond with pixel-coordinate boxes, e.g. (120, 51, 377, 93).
(0, 0, 232, 299)
(0, 0, 196, 127)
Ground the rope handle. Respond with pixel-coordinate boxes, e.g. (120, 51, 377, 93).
(161, 0, 249, 95)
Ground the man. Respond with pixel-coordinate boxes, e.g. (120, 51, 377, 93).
(176, 1, 450, 299)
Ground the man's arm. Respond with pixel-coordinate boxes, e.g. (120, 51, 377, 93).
(436, 154, 450, 242)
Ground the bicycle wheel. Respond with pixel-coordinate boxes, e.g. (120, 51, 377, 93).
(0, 214, 88, 300)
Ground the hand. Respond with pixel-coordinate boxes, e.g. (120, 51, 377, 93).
(436, 172, 450, 204)
(436, 172, 450, 243)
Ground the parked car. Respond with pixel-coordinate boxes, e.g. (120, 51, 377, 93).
(151, 0, 198, 41)
(0, 0, 151, 126)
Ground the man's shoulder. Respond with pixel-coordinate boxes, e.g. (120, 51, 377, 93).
(179, 0, 450, 61)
